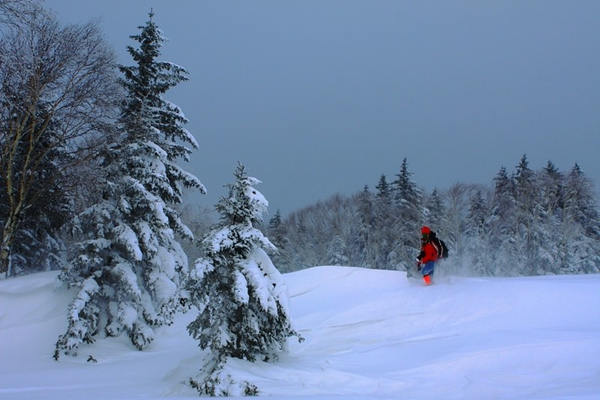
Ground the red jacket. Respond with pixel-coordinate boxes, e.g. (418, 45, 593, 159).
(419, 241, 439, 264)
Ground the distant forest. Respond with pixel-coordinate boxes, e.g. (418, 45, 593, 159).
(263, 156, 600, 276)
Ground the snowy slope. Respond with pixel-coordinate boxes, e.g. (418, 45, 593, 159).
(1, 267, 600, 400)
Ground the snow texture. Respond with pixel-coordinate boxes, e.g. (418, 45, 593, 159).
(2, 268, 599, 399)
(68, 277, 100, 323)
(240, 248, 289, 318)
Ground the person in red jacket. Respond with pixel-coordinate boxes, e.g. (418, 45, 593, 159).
(417, 226, 439, 285)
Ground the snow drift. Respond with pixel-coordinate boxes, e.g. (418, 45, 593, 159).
(1, 267, 600, 399)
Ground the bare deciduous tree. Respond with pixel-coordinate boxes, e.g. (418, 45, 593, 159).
(0, 0, 38, 33)
(0, 4, 118, 277)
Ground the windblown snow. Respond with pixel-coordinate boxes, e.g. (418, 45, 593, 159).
(1, 267, 599, 399)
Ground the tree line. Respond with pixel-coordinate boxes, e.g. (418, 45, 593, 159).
(267, 156, 600, 276)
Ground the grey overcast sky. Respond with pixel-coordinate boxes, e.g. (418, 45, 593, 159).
(49, 0, 600, 214)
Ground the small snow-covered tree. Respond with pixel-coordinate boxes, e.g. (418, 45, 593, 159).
(54, 12, 204, 359)
(187, 163, 299, 396)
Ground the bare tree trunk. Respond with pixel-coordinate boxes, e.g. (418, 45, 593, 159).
(0, 214, 17, 277)
(0, 235, 10, 278)
(0, 4, 117, 277)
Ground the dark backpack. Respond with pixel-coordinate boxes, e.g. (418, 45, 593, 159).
(430, 232, 449, 259)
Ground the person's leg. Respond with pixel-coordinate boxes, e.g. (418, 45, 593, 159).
(421, 261, 435, 285)
(421, 261, 435, 276)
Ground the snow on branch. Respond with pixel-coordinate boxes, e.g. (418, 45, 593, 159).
(113, 223, 143, 261)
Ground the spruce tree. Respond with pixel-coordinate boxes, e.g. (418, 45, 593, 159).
(267, 209, 290, 270)
(375, 174, 391, 203)
(55, 12, 204, 359)
(393, 158, 422, 217)
(486, 166, 516, 275)
(466, 190, 487, 237)
(564, 164, 600, 238)
(562, 164, 600, 273)
(268, 210, 284, 241)
(540, 161, 564, 218)
(538, 161, 565, 273)
(425, 188, 447, 235)
(392, 158, 422, 271)
(513, 154, 543, 273)
(187, 163, 299, 396)
(357, 185, 374, 268)
(464, 190, 489, 274)
(373, 175, 394, 268)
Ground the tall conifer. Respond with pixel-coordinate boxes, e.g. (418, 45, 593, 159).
(392, 158, 422, 270)
(55, 12, 204, 358)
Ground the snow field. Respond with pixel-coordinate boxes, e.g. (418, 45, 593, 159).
(277, 268, 600, 399)
(1, 267, 600, 399)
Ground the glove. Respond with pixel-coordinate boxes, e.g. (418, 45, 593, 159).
(416, 262, 421, 270)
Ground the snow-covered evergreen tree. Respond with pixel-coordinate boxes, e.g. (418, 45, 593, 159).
(512, 154, 545, 274)
(464, 190, 489, 275)
(327, 235, 349, 265)
(466, 191, 487, 237)
(267, 209, 290, 271)
(424, 188, 448, 238)
(356, 185, 374, 268)
(392, 158, 422, 271)
(268, 210, 284, 243)
(118, 11, 203, 211)
(54, 12, 204, 359)
(187, 163, 299, 396)
(564, 164, 600, 238)
(540, 161, 564, 218)
(393, 158, 422, 220)
(562, 164, 600, 273)
(538, 161, 565, 273)
(372, 175, 394, 268)
(486, 166, 517, 275)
